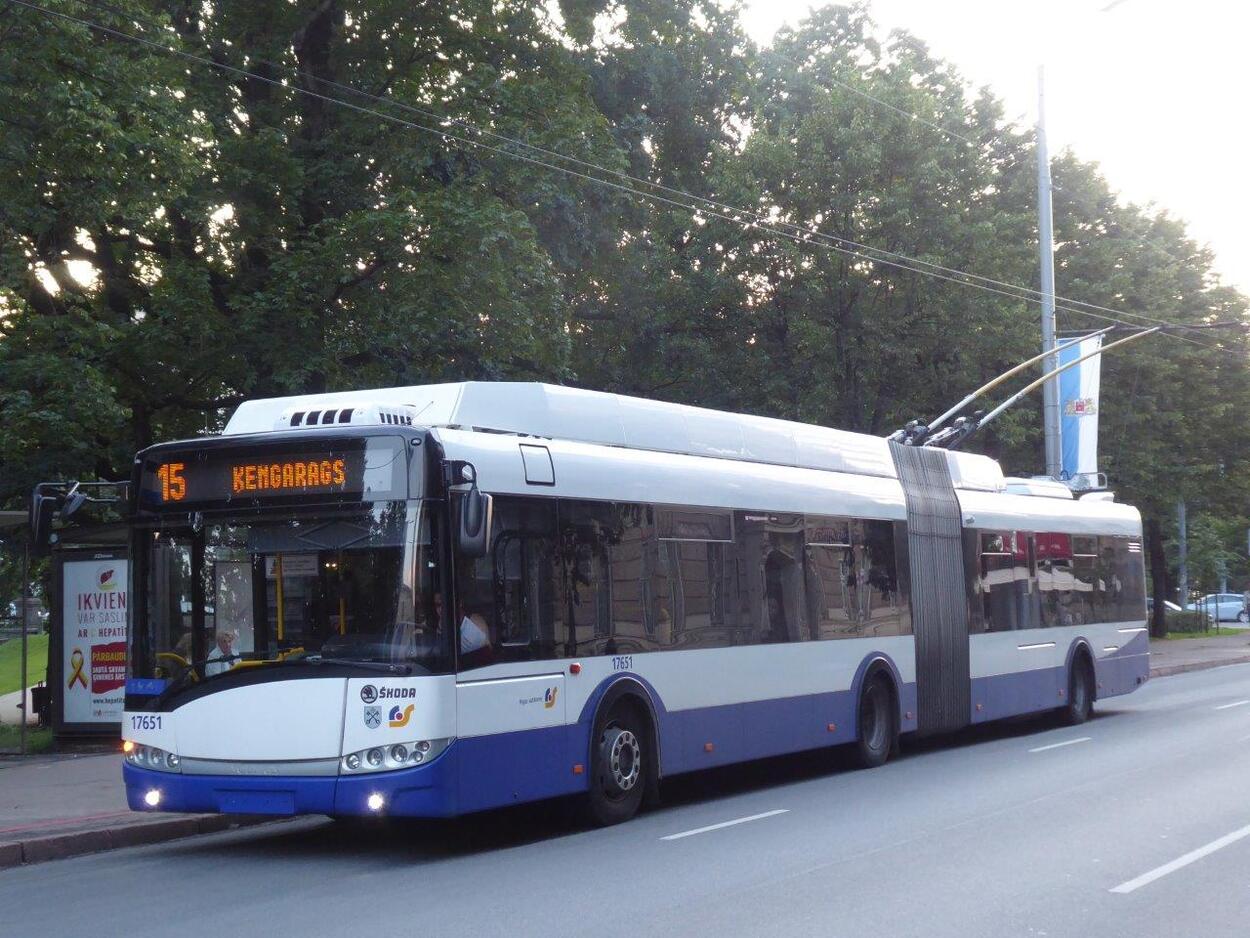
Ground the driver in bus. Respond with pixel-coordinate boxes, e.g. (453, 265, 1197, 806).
(433, 592, 494, 667)
(205, 629, 241, 676)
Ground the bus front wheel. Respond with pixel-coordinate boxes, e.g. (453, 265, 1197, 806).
(852, 674, 896, 769)
(583, 705, 647, 826)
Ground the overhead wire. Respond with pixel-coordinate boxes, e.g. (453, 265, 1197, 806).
(12, 0, 1244, 358)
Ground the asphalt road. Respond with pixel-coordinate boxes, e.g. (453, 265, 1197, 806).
(5, 665, 1250, 938)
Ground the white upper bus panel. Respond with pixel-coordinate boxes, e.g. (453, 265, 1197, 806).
(225, 381, 1007, 491)
(1002, 477, 1075, 499)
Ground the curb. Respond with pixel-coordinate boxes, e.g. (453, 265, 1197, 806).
(0, 814, 273, 870)
(1150, 655, 1250, 679)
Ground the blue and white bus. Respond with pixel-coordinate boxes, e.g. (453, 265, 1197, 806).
(122, 383, 1148, 825)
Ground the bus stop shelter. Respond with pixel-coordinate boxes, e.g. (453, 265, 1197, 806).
(1, 507, 129, 753)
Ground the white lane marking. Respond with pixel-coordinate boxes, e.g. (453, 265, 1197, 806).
(660, 809, 789, 841)
(1110, 822, 1250, 894)
(1028, 737, 1092, 753)
(1214, 700, 1250, 711)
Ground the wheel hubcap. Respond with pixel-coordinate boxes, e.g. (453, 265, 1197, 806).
(603, 727, 641, 795)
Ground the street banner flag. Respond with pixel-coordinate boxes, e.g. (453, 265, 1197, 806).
(1058, 333, 1103, 480)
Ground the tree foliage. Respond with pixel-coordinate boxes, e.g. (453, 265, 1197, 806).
(2, 0, 1248, 588)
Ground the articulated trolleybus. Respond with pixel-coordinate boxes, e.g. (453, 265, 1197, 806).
(123, 383, 1147, 824)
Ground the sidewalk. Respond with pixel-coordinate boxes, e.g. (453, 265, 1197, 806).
(0, 688, 36, 726)
(1148, 631, 1250, 677)
(0, 751, 266, 869)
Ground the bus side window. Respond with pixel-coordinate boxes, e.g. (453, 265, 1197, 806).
(980, 531, 1018, 632)
(605, 505, 652, 652)
(1071, 536, 1099, 624)
(803, 517, 857, 639)
(558, 501, 620, 656)
(861, 519, 907, 636)
(495, 533, 559, 661)
(457, 496, 560, 666)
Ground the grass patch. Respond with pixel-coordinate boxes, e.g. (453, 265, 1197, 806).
(1161, 629, 1250, 641)
(0, 633, 49, 696)
(0, 723, 54, 753)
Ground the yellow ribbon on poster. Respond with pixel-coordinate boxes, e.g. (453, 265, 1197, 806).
(67, 648, 88, 690)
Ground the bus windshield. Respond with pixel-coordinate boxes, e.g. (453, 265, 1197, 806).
(131, 501, 451, 684)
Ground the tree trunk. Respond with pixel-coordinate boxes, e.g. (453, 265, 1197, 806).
(1146, 516, 1168, 639)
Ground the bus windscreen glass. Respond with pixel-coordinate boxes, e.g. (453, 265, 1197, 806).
(137, 436, 408, 510)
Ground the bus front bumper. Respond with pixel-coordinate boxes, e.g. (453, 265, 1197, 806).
(123, 748, 458, 818)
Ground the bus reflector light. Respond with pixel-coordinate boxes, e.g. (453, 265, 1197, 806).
(704, 742, 714, 753)
(569, 663, 581, 675)
(573, 764, 584, 775)
(826, 723, 836, 732)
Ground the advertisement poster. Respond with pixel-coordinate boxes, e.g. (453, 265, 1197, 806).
(61, 557, 129, 725)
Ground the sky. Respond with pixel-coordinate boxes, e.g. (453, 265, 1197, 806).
(740, 0, 1250, 294)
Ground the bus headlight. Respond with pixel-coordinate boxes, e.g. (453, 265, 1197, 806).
(125, 743, 182, 774)
(340, 738, 451, 774)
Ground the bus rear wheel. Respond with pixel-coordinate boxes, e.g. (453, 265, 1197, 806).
(583, 705, 647, 826)
(1062, 656, 1094, 725)
(852, 674, 896, 769)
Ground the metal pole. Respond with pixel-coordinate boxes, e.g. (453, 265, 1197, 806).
(1178, 499, 1188, 609)
(20, 540, 29, 756)
(1037, 65, 1062, 479)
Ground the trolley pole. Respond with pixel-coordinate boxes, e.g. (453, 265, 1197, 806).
(1037, 66, 1062, 479)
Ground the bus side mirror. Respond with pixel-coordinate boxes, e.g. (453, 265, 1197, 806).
(456, 484, 493, 559)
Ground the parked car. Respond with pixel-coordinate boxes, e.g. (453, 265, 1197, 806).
(1185, 593, 1248, 624)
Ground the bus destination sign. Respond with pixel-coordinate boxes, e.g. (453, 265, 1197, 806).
(140, 438, 406, 510)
